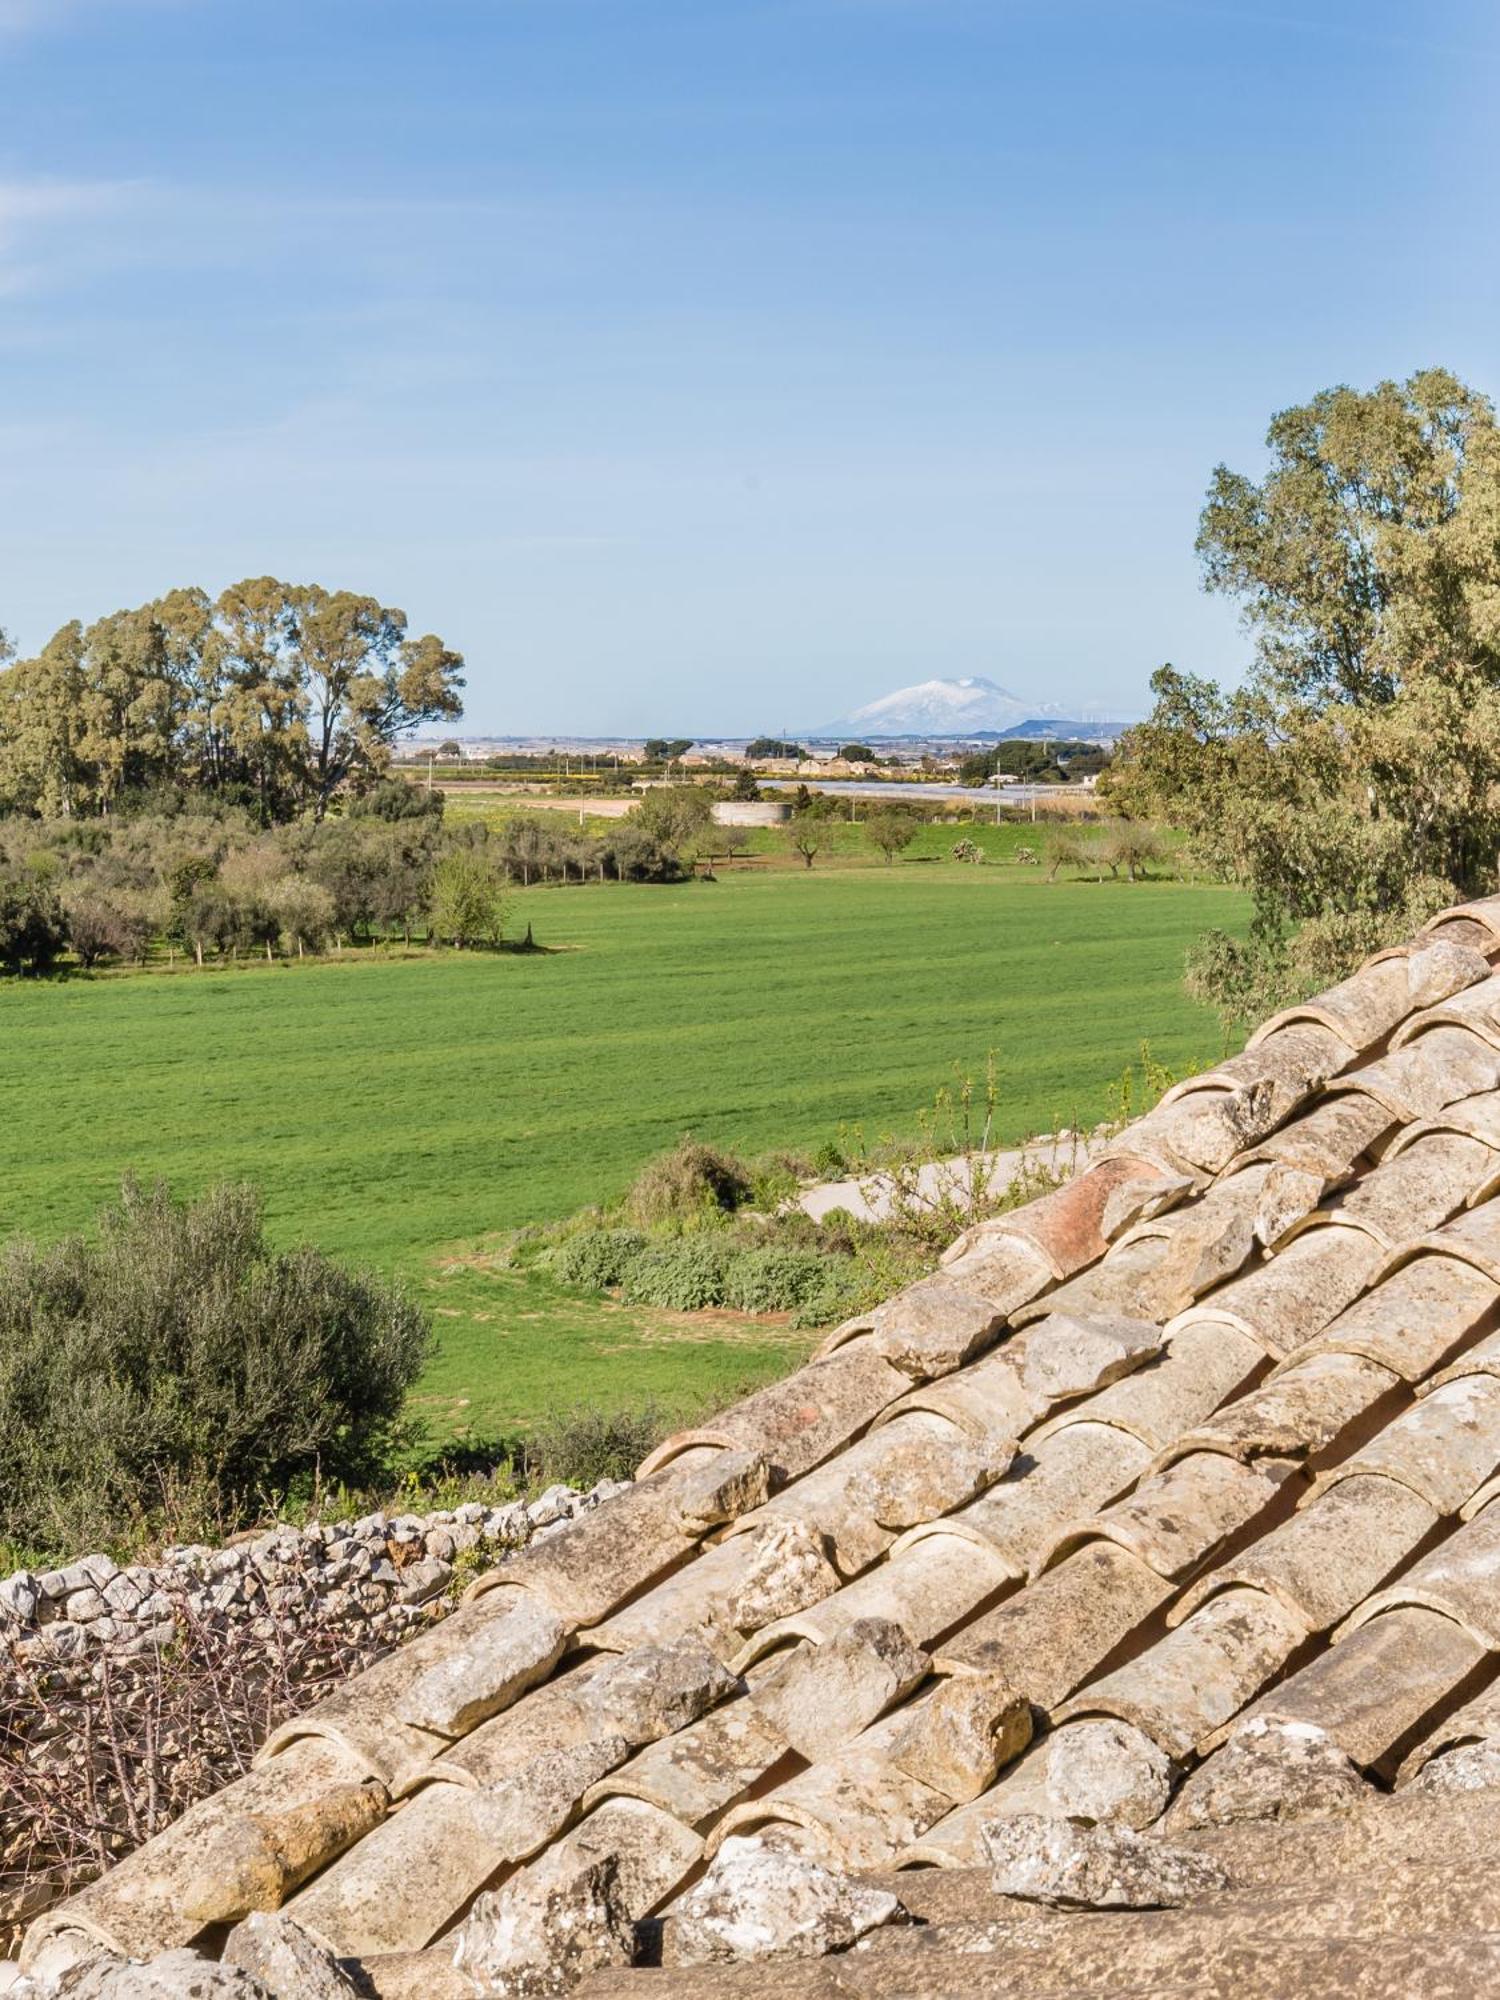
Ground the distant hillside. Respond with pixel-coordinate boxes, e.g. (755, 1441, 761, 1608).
(811, 675, 1137, 740)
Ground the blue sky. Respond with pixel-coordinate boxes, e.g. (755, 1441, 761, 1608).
(0, 0, 1495, 735)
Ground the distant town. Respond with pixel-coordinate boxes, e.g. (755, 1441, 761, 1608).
(395, 675, 1133, 781)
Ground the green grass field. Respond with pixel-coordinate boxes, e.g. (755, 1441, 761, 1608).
(4, 863, 1242, 1449)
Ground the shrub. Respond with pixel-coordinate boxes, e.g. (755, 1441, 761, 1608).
(748, 1152, 808, 1209)
(552, 1227, 649, 1292)
(618, 1238, 731, 1310)
(624, 1138, 755, 1228)
(950, 837, 984, 864)
(0, 878, 65, 976)
(0, 1179, 432, 1559)
(523, 1400, 677, 1490)
(1014, 844, 1039, 865)
(61, 891, 151, 969)
(809, 1139, 849, 1178)
(788, 1235, 933, 1330)
(723, 1246, 841, 1314)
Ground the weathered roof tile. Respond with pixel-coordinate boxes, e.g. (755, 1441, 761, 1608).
(1172, 1473, 1440, 1633)
(1232, 1604, 1490, 1775)
(1057, 1586, 1311, 1761)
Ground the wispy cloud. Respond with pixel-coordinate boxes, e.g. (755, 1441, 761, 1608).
(0, 0, 192, 37)
(0, 178, 146, 297)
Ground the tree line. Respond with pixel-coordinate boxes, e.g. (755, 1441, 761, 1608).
(0, 783, 716, 975)
(0, 577, 466, 826)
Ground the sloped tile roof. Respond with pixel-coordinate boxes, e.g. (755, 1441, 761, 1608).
(27, 896, 1500, 1987)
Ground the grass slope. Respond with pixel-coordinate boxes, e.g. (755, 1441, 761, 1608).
(5, 865, 1241, 1444)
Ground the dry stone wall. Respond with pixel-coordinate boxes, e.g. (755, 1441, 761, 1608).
(0, 1482, 622, 1667)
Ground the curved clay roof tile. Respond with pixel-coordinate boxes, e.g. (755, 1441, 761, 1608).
(1394, 970, 1500, 1052)
(1171, 1473, 1440, 1636)
(1234, 1604, 1489, 1776)
(1153, 1350, 1401, 1474)
(1029, 1320, 1263, 1456)
(1339, 1495, 1500, 1651)
(1038, 1450, 1292, 1587)
(1289, 1247, 1498, 1384)
(1249, 941, 1488, 1054)
(1056, 1586, 1312, 1762)
(1308, 1374, 1500, 1516)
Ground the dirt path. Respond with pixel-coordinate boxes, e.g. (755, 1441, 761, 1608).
(795, 1130, 1092, 1225)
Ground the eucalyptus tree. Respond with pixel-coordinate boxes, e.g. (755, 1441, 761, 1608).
(1115, 369, 1500, 1022)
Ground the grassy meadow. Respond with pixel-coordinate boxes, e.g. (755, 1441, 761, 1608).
(5, 859, 1242, 1451)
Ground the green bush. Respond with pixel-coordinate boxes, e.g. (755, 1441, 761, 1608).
(787, 1235, 935, 1330)
(0, 876, 66, 976)
(809, 1139, 849, 1179)
(523, 1400, 678, 1490)
(723, 1246, 842, 1314)
(625, 1138, 755, 1228)
(552, 1227, 649, 1292)
(748, 1152, 808, 1209)
(0, 1179, 431, 1560)
(618, 1238, 732, 1310)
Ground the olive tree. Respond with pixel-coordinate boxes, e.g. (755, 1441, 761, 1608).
(0, 1179, 430, 1556)
(786, 813, 823, 869)
(864, 811, 919, 864)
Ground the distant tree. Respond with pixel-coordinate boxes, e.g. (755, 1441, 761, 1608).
(436, 740, 464, 760)
(718, 825, 751, 867)
(0, 624, 90, 818)
(729, 766, 761, 801)
(349, 777, 445, 823)
(1098, 820, 1165, 883)
(957, 741, 1084, 786)
(301, 820, 386, 940)
(0, 580, 464, 825)
(225, 889, 281, 963)
(865, 810, 919, 864)
(62, 889, 150, 968)
(428, 849, 506, 947)
(643, 738, 693, 766)
(1045, 826, 1092, 883)
(0, 876, 66, 975)
(178, 882, 240, 966)
(282, 588, 465, 818)
(631, 785, 714, 857)
(269, 875, 335, 958)
(602, 820, 687, 882)
(792, 783, 814, 814)
(746, 737, 804, 760)
(786, 813, 823, 870)
(366, 822, 440, 941)
(839, 742, 876, 762)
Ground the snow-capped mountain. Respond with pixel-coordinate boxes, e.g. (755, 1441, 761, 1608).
(809, 676, 1137, 740)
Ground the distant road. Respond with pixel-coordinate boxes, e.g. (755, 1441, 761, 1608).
(761, 779, 1082, 806)
(424, 777, 1087, 812)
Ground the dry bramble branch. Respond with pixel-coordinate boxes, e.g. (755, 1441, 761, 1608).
(0, 1587, 387, 1954)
